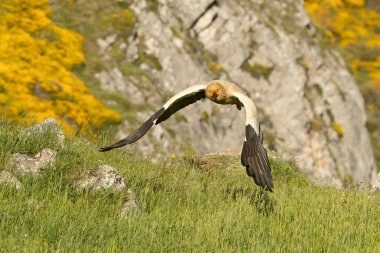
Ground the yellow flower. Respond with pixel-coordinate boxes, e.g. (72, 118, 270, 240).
(340, 192, 347, 203)
(346, 0, 365, 7)
(332, 122, 344, 137)
(305, 0, 380, 96)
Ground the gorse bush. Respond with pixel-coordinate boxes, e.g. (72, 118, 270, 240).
(305, 0, 380, 87)
(0, 0, 120, 134)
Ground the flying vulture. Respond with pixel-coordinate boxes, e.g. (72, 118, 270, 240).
(99, 80, 273, 192)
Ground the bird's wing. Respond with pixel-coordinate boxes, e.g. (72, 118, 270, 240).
(99, 85, 206, 152)
(232, 92, 273, 192)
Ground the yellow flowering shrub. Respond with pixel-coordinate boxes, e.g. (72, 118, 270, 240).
(0, 0, 120, 134)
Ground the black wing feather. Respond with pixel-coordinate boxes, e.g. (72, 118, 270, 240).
(99, 90, 205, 152)
(241, 124, 273, 192)
(99, 108, 165, 152)
(155, 91, 205, 124)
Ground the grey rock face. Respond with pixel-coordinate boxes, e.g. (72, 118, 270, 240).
(97, 0, 376, 186)
(8, 148, 57, 176)
(0, 170, 22, 190)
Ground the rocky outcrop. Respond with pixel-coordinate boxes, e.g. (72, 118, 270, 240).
(0, 170, 22, 190)
(8, 148, 57, 176)
(75, 165, 129, 192)
(75, 165, 139, 215)
(90, 0, 376, 186)
(120, 198, 140, 218)
(24, 117, 64, 145)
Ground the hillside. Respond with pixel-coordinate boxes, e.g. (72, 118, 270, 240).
(1, 0, 378, 187)
(46, 0, 376, 187)
(1, 1, 380, 251)
(0, 120, 379, 251)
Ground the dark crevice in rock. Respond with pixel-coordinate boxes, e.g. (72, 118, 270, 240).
(132, 31, 138, 41)
(188, 0, 219, 30)
(199, 13, 218, 33)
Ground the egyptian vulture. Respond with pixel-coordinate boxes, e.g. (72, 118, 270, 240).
(99, 80, 273, 192)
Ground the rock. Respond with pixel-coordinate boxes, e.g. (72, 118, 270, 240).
(371, 173, 380, 193)
(126, 41, 139, 62)
(0, 170, 22, 190)
(192, 3, 219, 34)
(120, 191, 140, 218)
(118, 0, 377, 186)
(8, 148, 57, 176)
(75, 165, 128, 192)
(75, 165, 140, 215)
(24, 117, 64, 145)
(94, 69, 145, 104)
(95, 68, 125, 92)
(97, 34, 118, 52)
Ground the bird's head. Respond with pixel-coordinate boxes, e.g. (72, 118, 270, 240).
(205, 81, 226, 102)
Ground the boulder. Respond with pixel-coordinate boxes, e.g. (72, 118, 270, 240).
(74, 165, 128, 192)
(24, 117, 64, 145)
(0, 170, 22, 190)
(8, 148, 57, 176)
(120, 193, 140, 219)
(74, 165, 140, 215)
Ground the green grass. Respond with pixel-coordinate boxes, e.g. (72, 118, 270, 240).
(0, 120, 379, 252)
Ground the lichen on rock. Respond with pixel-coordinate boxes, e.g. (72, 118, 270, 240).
(74, 165, 128, 192)
(8, 148, 57, 176)
(74, 164, 140, 215)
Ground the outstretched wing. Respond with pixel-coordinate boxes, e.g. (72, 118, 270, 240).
(232, 92, 273, 192)
(99, 85, 206, 152)
(241, 124, 273, 192)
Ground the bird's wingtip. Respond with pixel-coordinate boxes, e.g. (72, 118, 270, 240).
(99, 146, 113, 152)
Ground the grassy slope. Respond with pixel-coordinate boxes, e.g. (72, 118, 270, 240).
(0, 121, 379, 252)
